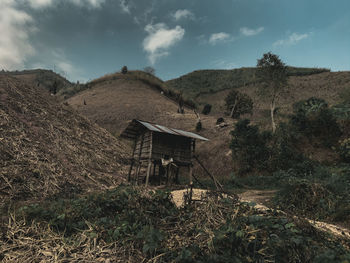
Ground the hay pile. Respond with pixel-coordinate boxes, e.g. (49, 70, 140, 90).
(0, 75, 128, 207)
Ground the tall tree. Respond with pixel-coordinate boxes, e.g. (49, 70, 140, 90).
(257, 52, 288, 133)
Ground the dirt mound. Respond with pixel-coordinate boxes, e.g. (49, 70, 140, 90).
(0, 75, 128, 207)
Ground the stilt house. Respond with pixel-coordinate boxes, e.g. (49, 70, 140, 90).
(120, 119, 208, 186)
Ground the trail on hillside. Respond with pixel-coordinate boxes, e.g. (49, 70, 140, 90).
(171, 188, 350, 240)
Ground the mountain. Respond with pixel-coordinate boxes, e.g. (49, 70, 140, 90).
(0, 74, 128, 207)
(0, 69, 73, 95)
(166, 67, 330, 101)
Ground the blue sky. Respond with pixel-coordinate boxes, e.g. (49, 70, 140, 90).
(1, 0, 349, 82)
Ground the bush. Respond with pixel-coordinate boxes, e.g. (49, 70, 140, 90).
(225, 90, 253, 118)
(201, 104, 212, 115)
(290, 97, 341, 147)
(216, 117, 225, 125)
(230, 119, 314, 175)
(195, 121, 202, 132)
(230, 119, 270, 175)
(121, 66, 128, 74)
(338, 138, 350, 162)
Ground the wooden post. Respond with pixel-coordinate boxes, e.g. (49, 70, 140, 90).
(189, 164, 193, 185)
(145, 132, 153, 187)
(127, 141, 137, 182)
(158, 165, 162, 185)
(152, 162, 156, 182)
(175, 166, 179, 184)
(135, 133, 145, 185)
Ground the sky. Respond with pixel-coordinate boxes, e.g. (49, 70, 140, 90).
(1, 0, 350, 82)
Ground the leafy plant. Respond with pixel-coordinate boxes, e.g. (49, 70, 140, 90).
(202, 104, 212, 115)
(225, 90, 253, 118)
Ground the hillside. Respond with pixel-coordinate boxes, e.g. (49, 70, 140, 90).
(0, 69, 73, 94)
(66, 71, 236, 178)
(0, 75, 128, 208)
(166, 67, 330, 101)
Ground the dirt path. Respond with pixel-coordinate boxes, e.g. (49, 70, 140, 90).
(171, 188, 350, 240)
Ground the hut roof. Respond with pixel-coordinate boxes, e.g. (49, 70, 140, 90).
(120, 119, 209, 141)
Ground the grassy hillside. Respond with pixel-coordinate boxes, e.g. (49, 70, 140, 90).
(0, 75, 128, 208)
(0, 69, 73, 94)
(60, 70, 196, 108)
(166, 67, 330, 101)
(66, 72, 236, 179)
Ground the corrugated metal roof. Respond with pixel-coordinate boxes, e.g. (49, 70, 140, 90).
(121, 119, 209, 141)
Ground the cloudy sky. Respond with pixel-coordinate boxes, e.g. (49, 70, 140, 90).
(1, 0, 350, 82)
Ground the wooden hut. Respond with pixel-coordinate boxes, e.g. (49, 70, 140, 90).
(120, 119, 208, 186)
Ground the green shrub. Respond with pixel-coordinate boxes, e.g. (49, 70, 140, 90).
(195, 121, 202, 132)
(230, 119, 270, 175)
(290, 97, 341, 147)
(225, 90, 253, 118)
(201, 104, 212, 115)
(121, 66, 128, 74)
(338, 138, 350, 162)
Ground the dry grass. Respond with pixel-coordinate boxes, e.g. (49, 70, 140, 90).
(67, 76, 237, 178)
(0, 75, 129, 207)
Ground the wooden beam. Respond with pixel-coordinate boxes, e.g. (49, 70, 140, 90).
(145, 131, 153, 186)
(193, 155, 224, 191)
(127, 140, 137, 182)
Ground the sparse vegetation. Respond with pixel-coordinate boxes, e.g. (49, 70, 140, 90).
(144, 66, 156, 76)
(225, 90, 253, 118)
(166, 67, 330, 101)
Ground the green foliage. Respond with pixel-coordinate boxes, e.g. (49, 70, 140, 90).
(338, 138, 350, 162)
(19, 185, 177, 240)
(16, 185, 350, 262)
(225, 90, 253, 118)
(166, 67, 329, 101)
(201, 104, 212, 115)
(58, 83, 90, 99)
(195, 121, 202, 132)
(121, 66, 128, 74)
(290, 97, 341, 147)
(230, 119, 315, 175)
(274, 164, 350, 222)
(230, 119, 270, 175)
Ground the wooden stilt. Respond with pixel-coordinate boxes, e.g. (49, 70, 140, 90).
(166, 165, 170, 186)
(175, 166, 179, 184)
(158, 165, 162, 186)
(127, 141, 137, 182)
(145, 132, 153, 187)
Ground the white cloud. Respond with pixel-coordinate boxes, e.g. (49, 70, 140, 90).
(143, 23, 185, 65)
(273, 32, 310, 46)
(119, 0, 131, 14)
(240, 26, 264, 36)
(172, 9, 194, 21)
(27, 0, 53, 9)
(68, 0, 105, 8)
(209, 32, 231, 45)
(0, 1, 36, 70)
